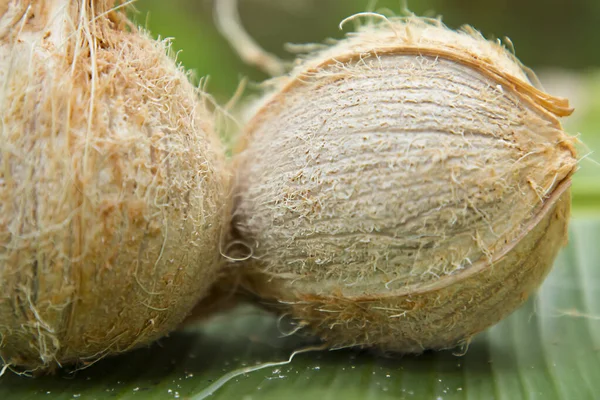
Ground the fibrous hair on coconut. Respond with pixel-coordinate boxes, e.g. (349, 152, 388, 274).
(229, 15, 577, 353)
(0, 0, 229, 372)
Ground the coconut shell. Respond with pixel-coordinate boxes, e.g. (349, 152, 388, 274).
(0, 1, 229, 371)
(231, 18, 577, 352)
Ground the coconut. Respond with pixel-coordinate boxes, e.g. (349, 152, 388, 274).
(230, 17, 577, 352)
(0, 0, 229, 372)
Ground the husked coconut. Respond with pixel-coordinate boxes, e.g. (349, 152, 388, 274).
(0, 0, 229, 371)
(231, 17, 577, 352)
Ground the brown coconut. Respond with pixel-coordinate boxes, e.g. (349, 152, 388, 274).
(0, 0, 229, 372)
(230, 17, 577, 352)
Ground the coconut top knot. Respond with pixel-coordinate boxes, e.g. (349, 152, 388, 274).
(0, 0, 131, 45)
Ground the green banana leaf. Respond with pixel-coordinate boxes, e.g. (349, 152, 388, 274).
(1, 218, 599, 399)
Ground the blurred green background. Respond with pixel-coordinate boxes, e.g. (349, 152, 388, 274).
(133, 0, 599, 212)
(133, 0, 600, 99)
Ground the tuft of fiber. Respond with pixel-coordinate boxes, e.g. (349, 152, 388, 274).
(0, 0, 229, 372)
(230, 17, 577, 352)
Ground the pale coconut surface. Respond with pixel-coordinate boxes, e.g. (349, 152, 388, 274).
(241, 185, 571, 351)
(0, 1, 229, 371)
(231, 19, 578, 351)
